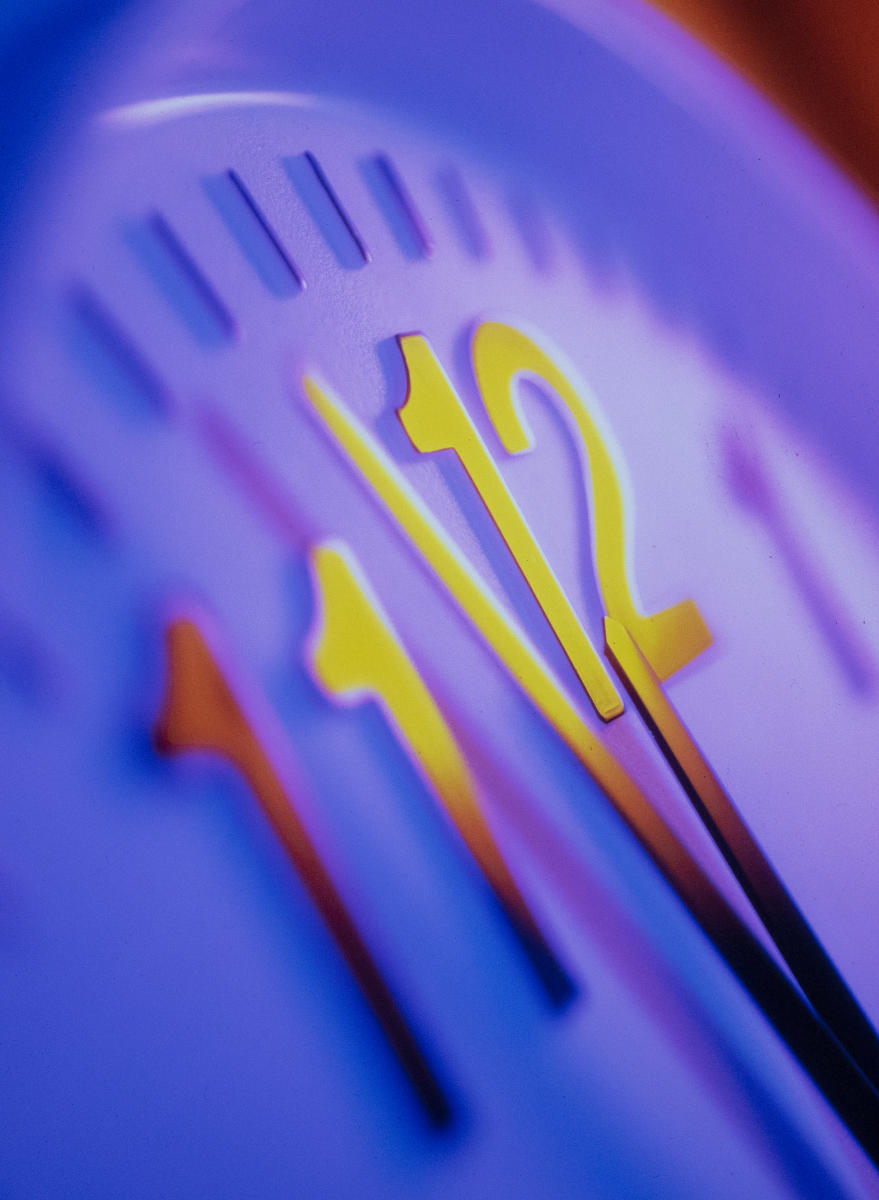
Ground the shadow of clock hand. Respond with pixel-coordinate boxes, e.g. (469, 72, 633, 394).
(723, 425, 876, 696)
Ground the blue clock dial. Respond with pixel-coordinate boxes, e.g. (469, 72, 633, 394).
(2, 2, 879, 1197)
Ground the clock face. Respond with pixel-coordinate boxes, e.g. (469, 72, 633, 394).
(2, 1, 879, 1196)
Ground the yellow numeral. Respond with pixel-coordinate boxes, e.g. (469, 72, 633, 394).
(471, 321, 711, 682)
(308, 540, 575, 1006)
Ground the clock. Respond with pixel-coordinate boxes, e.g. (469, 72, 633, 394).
(2, 0, 879, 1196)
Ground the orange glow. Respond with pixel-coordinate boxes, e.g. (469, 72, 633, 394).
(154, 615, 451, 1124)
(651, 0, 879, 203)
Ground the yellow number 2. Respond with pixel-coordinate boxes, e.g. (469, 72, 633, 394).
(470, 321, 711, 684)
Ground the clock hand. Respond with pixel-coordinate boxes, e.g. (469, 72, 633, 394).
(302, 374, 879, 1164)
(604, 615, 879, 1096)
(302, 374, 637, 805)
(397, 331, 624, 721)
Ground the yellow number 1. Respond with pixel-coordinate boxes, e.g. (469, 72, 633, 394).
(398, 333, 624, 720)
(308, 540, 575, 1007)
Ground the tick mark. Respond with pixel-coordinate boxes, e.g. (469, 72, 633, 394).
(204, 170, 304, 297)
(127, 213, 237, 347)
(506, 190, 554, 274)
(199, 406, 313, 547)
(68, 285, 170, 416)
(723, 425, 877, 695)
(435, 166, 489, 261)
(361, 154, 432, 260)
(0, 400, 113, 546)
(284, 152, 370, 268)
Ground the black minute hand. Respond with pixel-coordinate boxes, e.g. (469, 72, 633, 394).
(604, 615, 879, 1097)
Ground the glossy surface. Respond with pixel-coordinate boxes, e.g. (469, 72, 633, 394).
(2, 1, 879, 1196)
